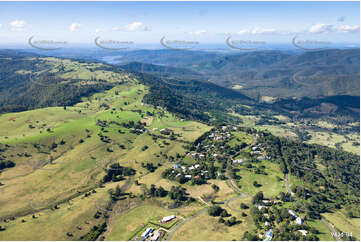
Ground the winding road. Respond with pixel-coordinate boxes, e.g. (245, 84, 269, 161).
(284, 173, 339, 241)
(165, 176, 250, 241)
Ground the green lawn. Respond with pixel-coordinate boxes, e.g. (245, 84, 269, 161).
(106, 205, 172, 241)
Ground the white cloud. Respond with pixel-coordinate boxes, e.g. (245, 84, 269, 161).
(123, 22, 150, 32)
(308, 23, 359, 34)
(308, 24, 334, 34)
(69, 23, 81, 32)
(10, 20, 26, 31)
(336, 25, 360, 33)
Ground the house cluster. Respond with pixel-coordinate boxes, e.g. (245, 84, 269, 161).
(208, 128, 232, 141)
(233, 158, 244, 164)
(189, 152, 206, 159)
(171, 163, 208, 180)
(137, 215, 177, 241)
(257, 199, 273, 211)
(288, 210, 304, 225)
(251, 144, 271, 160)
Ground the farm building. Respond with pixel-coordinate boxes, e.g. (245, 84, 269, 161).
(141, 227, 154, 239)
(161, 215, 176, 223)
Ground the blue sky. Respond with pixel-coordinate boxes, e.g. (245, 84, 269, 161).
(0, 1, 359, 47)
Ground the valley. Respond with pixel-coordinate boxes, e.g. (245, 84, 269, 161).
(0, 50, 359, 241)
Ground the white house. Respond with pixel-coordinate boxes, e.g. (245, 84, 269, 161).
(141, 227, 154, 239)
(161, 215, 176, 223)
(233, 159, 243, 164)
(288, 210, 297, 217)
(295, 217, 303, 225)
(297, 230, 308, 236)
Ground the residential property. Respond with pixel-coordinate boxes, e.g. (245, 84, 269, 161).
(288, 209, 297, 217)
(262, 199, 271, 204)
(295, 217, 303, 225)
(265, 230, 274, 240)
(297, 230, 308, 236)
(141, 227, 154, 240)
(148, 230, 161, 241)
(233, 159, 243, 164)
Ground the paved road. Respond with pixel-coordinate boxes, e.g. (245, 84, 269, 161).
(321, 218, 339, 241)
(285, 174, 338, 241)
(165, 209, 207, 241)
(226, 179, 250, 198)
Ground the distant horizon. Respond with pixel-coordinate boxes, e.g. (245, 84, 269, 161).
(0, 42, 359, 52)
(0, 1, 359, 45)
